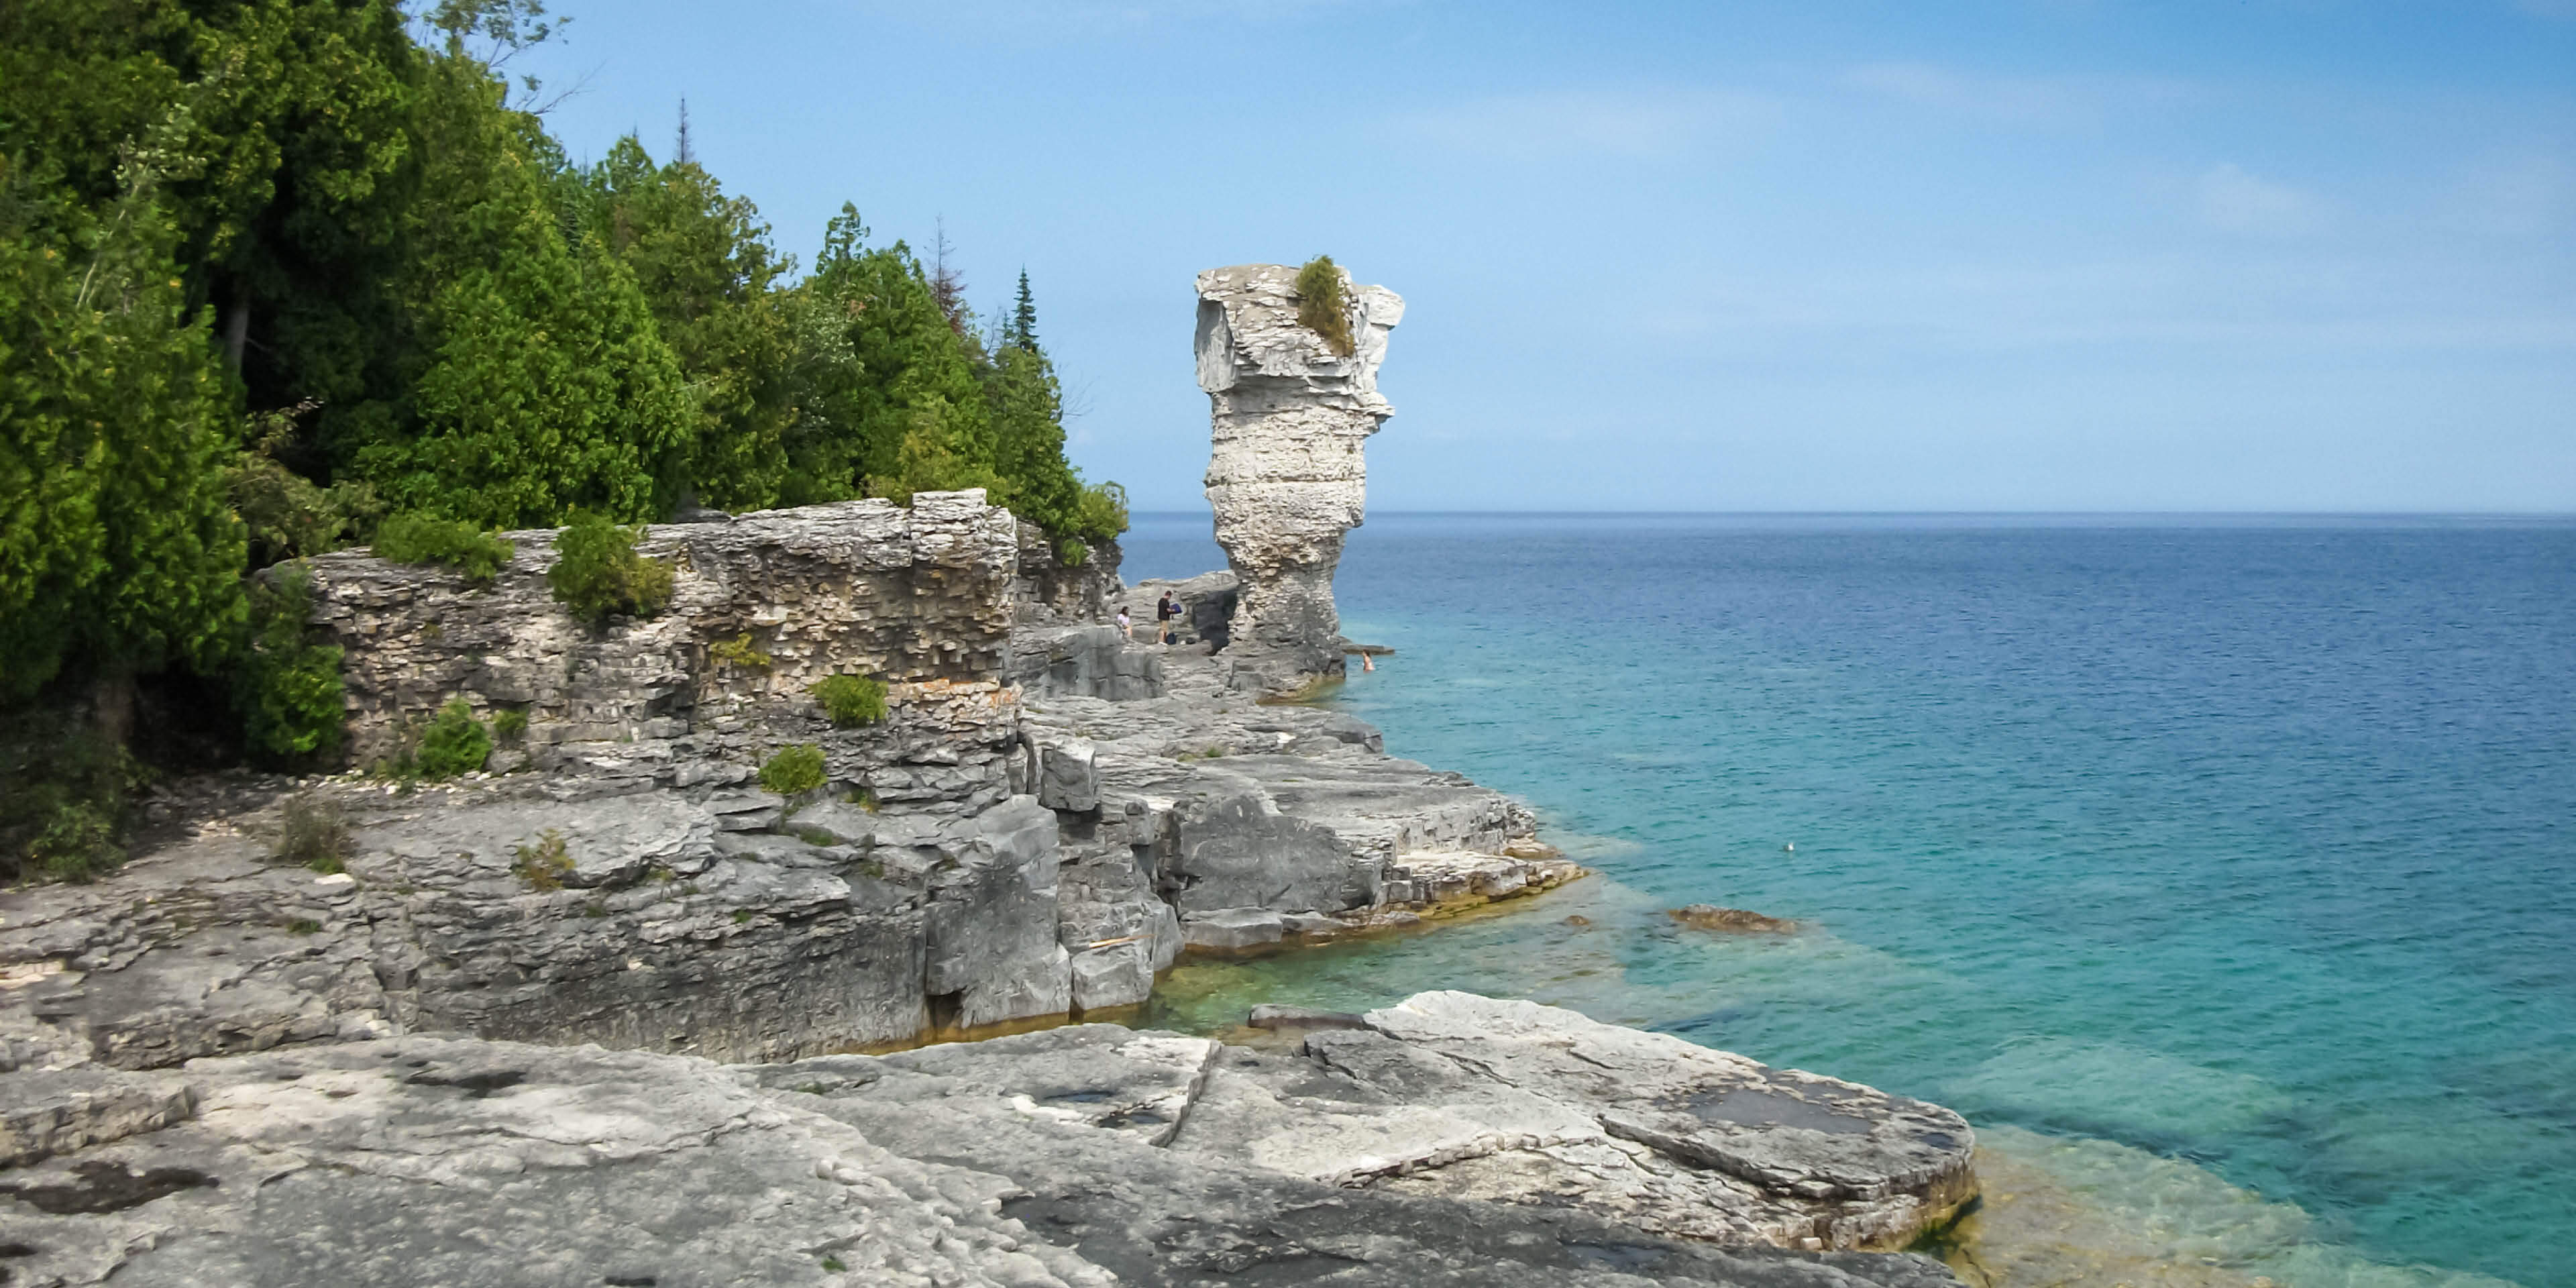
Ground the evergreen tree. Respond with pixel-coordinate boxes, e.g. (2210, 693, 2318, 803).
(570, 135, 794, 513)
(783, 207, 998, 504)
(0, 110, 247, 706)
(1006, 268, 1038, 352)
(345, 50, 693, 527)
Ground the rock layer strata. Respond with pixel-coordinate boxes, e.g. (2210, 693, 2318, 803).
(3, 497, 1577, 1070)
(0, 496, 1976, 1281)
(0, 994, 1967, 1286)
(1195, 263, 1404, 695)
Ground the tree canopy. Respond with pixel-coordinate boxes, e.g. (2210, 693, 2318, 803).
(1, 0, 1122, 693)
(1, 0, 1128, 869)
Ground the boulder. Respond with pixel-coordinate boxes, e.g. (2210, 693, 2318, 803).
(1181, 907, 1285, 950)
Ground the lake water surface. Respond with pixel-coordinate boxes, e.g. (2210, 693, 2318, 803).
(1118, 512, 2576, 1288)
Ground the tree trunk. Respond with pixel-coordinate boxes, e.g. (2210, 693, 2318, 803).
(91, 667, 138, 749)
(223, 297, 251, 376)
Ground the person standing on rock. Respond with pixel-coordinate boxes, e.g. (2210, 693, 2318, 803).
(1157, 592, 1180, 645)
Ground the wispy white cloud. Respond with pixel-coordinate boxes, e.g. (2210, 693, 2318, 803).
(2435, 153, 2576, 235)
(2512, 0, 2576, 19)
(2196, 163, 2324, 236)
(1836, 61, 2196, 127)
(1392, 88, 1778, 162)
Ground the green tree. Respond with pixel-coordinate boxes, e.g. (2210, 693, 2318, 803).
(569, 134, 795, 513)
(345, 50, 693, 527)
(782, 207, 998, 503)
(1004, 267, 1038, 352)
(0, 114, 247, 711)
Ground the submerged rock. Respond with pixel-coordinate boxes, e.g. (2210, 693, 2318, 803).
(1672, 904, 1801, 934)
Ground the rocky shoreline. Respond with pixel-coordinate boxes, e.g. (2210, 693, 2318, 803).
(0, 262, 1981, 1283)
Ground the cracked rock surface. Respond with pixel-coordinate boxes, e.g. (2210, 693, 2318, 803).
(0, 998, 1964, 1286)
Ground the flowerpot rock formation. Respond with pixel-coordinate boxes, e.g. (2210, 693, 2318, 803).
(1195, 262, 1405, 696)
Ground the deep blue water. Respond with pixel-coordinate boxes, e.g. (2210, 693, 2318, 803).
(1122, 513, 2576, 1287)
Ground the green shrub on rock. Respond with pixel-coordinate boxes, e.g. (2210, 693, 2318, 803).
(759, 743, 826, 798)
(0, 714, 148, 884)
(810, 674, 888, 728)
(547, 514, 675, 625)
(492, 708, 529, 746)
(1295, 255, 1356, 357)
(232, 565, 347, 767)
(413, 700, 491, 779)
(374, 514, 516, 584)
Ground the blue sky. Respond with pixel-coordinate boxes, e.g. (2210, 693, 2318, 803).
(517, 1, 2575, 512)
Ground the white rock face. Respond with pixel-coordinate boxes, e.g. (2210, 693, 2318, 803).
(1195, 263, 1404, 694)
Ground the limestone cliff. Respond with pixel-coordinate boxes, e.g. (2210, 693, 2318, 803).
(1195, 263, 1404, 695)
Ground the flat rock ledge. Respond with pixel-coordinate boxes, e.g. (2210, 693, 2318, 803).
(0, 992, 1967, 1287)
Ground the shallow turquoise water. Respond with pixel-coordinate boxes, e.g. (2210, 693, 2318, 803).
(1122, 514, 2576, 1287)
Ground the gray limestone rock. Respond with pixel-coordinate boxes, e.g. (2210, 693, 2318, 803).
(1196, 264, 1403, 696)
(1036, 735, 1100, 812)
(920, 796, 1071, 1028)
(1181, 906, 1287, 950)
(0, 1002, 1966, 1287)
(306, 491, 1022, 769)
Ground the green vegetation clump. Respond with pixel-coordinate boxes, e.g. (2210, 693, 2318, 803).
(229, 402, 384, 568)
(759, 743, 826, 798)
(708, 633, 772, 669)
(492, 707, 529, 746)
(547, 515, 675, 625)
(373, 514, 516, 584)
(0, 713, 147, 884)
(412, 699, 491, 779)
(231, 565, 347, 767)
(276, 794, 352, 875)
(511, 829, 574, 891)
(1295, 256, 1356, 357)
(810, 674, 888, 728)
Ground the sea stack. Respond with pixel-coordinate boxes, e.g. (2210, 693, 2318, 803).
(1195, 262, 1404, 696)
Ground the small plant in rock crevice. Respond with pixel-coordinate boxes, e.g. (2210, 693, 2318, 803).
(1294, 255, 1356, 357)
(759, 743, 826, 800)
(809, 674, 888, 728)
(276, 794, 353, 874)
(708, 632, 773, 671)
(492, 708, 529, 746)
(512, 829, 574, 891)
